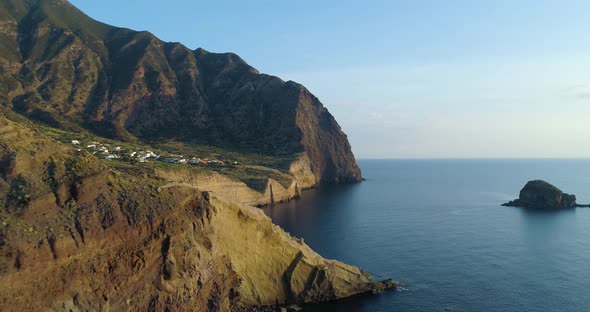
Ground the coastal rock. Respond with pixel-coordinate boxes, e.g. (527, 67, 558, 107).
(502, 180, 578, 209)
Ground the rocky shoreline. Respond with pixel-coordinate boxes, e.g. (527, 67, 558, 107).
(234, 279, 396, 312)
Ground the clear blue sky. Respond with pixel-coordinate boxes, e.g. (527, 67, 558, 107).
(70, 0, 590, 158)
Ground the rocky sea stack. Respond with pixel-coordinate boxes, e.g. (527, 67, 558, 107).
(502, 180, 584, 209)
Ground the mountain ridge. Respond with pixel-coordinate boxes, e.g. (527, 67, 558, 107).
(0, 0, 362, 184)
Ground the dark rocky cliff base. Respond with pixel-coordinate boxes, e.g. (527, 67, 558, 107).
(502, 180, 579, 209)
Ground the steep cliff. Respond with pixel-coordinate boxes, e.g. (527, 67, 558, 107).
(0, 0, 362, 183)
(0, 110, 393, 311)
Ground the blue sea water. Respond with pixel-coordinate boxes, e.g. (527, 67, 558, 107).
(263, 159, 590, 312)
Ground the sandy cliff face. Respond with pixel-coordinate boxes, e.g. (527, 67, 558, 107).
(0, 112, 392, 311)
(153, 154, 316, 207)
(207, 195, 388, 307)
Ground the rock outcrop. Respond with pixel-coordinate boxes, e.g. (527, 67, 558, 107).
(0, 0, 362, 184)
(502, 180, 579, 209)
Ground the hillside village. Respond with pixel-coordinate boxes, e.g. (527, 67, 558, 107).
(70, 139, 235, 167)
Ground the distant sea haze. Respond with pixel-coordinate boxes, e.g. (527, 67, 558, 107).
(265, 159, 590, 312)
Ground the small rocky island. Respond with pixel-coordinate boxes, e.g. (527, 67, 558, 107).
(503, 180, 589, 209)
